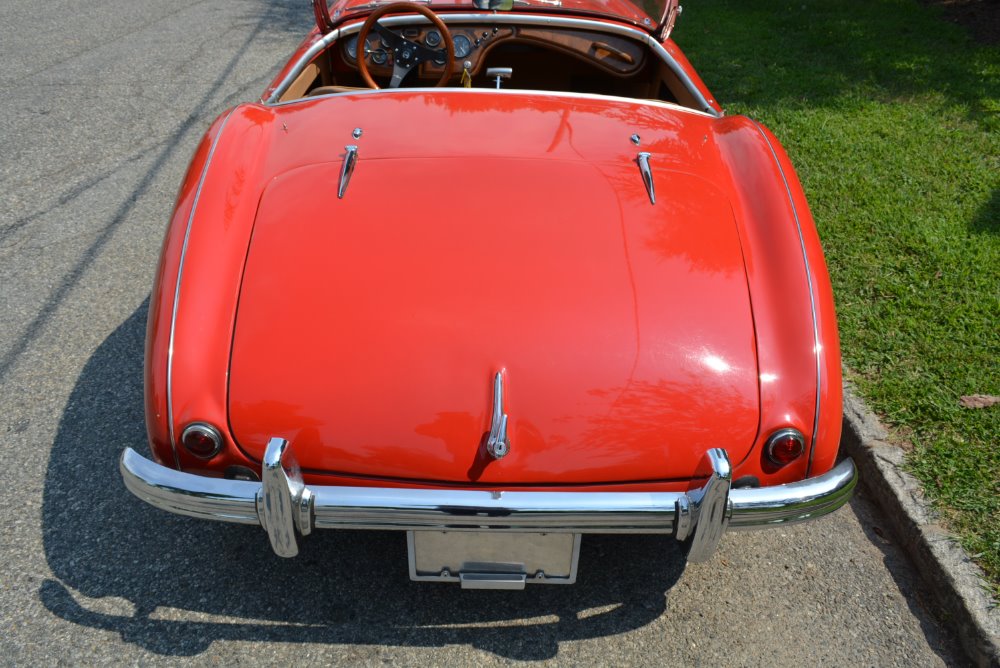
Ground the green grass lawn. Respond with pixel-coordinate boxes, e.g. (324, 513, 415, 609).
(675, 0, 999, 596)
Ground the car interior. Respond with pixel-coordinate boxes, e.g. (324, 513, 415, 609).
(275, 17, 706, 110)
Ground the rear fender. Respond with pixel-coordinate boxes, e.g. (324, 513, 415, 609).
(145, 104, 278, 472)
(714, 116, 842, 481)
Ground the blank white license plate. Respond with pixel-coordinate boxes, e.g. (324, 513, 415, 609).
(407, 531, 581, 589)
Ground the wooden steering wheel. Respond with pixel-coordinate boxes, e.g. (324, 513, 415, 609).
(356, 3, 455, 89)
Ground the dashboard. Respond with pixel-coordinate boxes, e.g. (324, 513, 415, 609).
(340, 24, 646, 81)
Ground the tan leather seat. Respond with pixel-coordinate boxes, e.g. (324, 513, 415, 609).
(307, 85, 369, 96)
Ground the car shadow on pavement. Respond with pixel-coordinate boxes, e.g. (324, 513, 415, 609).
(40, 303, 683, 659)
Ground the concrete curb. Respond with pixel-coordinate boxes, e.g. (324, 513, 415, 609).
(840, 385, 1000, 667)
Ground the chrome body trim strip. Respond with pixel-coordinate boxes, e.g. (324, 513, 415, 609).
(283, 86, 713, 118)
(263, 14, 719, 116)
(121, 446, 856, 559)
(751, 121, 823, 477)
(166, 106, 238, 470)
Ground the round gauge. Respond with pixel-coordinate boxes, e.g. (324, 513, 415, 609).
(371, 49, 388, 65)
(453, 34, 472, 59)
(345, 35, 359, 61)
(425, 30, 442, 48)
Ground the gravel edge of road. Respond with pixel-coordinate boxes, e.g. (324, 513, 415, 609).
(841, 385, 1000, 667)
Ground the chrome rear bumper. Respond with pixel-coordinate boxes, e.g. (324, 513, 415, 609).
(120, 439, 857, 563)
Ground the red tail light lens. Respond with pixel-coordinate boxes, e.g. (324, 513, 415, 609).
(765, 428, 805, 466)
(180, 423, 223, 459)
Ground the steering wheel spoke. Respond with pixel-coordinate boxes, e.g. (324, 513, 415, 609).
(388, 61, 416, 88)
(412, 42, 446, 61)
(372, 23, 403, 48)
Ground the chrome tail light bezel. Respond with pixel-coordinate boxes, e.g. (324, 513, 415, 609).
(764, 427, 806, 467)
(179, 422, 224, 459)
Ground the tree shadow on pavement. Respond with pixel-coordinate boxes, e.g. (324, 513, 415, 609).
(0, 0, 306, 384)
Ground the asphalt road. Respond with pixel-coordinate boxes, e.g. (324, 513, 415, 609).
(0, 0, 964, 664)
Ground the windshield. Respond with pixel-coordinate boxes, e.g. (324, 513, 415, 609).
(325, 0, 671, 32)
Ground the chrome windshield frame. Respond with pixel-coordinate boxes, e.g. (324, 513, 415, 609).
(321, 0, 670, 35)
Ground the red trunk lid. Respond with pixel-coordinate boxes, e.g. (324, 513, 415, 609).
(228, 154, 758, 484)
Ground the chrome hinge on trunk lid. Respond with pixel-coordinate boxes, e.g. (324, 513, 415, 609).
(636, 152, 656, 205)
(338, 145, 358, 199)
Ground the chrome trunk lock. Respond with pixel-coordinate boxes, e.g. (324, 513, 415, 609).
(485, 371, 510, 459)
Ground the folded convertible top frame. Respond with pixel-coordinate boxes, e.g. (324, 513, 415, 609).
(120, 439, 857, 563)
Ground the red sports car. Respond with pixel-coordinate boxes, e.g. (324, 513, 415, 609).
(121, 0, 857, 588)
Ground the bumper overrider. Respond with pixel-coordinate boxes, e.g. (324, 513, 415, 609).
(121, 439, 857, 564)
